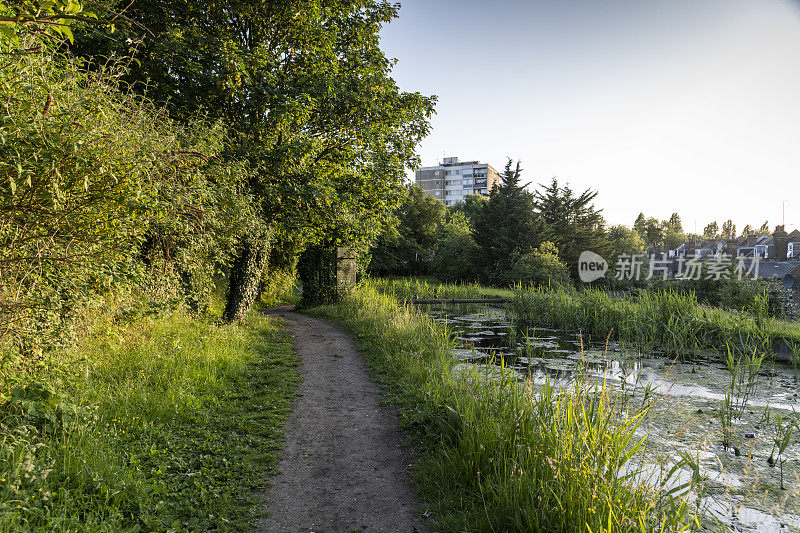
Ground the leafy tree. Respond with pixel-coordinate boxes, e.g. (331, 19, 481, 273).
(75, 1, 435, 321)
(437, 210, 471, 242)
(533, 177, 611, 273)
(368, 184, 446, 276)
(703, 221, 719, 239)
(721, 220, 736, 240)
(741, 224, 753, 237)
(433, 233, 481, 282)
(449, 193, 487, 230)
(607, 225, 646, 260)
(429, 210, 478, 281)
(633, 213, 647, 238)
(663, 230, 685, 250)
(472, 160, 544, 282)
(640, 218, 665, 247)
(667, 213, 683, 233)
(662, 213, 686, 249)
(632, 212, 684, 249)
(0, 0, 116, 47)
(759, 220, 770, 234)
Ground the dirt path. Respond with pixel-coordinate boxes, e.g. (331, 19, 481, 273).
(256, 311, 429, 533)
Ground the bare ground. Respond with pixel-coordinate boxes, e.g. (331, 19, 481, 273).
(256, 310, 430, 533)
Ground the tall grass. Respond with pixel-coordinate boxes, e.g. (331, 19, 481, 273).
(511, 286, 800, 359)
(368, 277, 514, 302)
(0, 308, 300, 531)
(313, 285, 700, 532)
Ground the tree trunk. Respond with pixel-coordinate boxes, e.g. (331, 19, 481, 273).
(224, 236, 267, 322)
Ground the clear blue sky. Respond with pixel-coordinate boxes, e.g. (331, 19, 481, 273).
(380, 0, 800, 233)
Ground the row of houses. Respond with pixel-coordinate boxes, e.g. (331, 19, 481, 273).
(650, 227, 800, 307)
(670, 226, 800, 261)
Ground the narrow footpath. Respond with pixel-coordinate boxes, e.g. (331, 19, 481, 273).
(256, 311, 429, 533)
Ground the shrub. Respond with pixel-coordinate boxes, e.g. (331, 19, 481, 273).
(499, 241, 571, 288)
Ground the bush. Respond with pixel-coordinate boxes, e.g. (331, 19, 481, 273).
(498, 241, 571, 288)
(0, 43, 254, 359)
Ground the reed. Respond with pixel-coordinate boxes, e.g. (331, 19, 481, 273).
(511, 286, 800, 361)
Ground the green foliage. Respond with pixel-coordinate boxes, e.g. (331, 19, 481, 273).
(703, 221, 719, 239)
(633, 213, 685, 249)
(433, 233, 481, 282)
(74, 0, 436, 319)
(721, 220, 736, 240)
(473, 160, 544, 283)
(0, 0, 113, 48)
(448, 193, 487, 228)
(511, 285, 800, 359)
(0, 47, 253, 356)
(369, 184, 447, 276)
(607, 225, 646, 261)
(367, 277, 513, 302)
(533, 177, 611, 275)
(499, 241, 571, 288)
(0, 306, 300, 531)
(649, 273, 794, 320)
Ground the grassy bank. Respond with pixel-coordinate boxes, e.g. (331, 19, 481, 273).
(0, 308, 300, 531)
(313, 284, 699, 532)
(368, 277, 514, 301)
(511, 286, 800, 359)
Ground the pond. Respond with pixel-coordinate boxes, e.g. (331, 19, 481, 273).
(426, 304, 800, 533)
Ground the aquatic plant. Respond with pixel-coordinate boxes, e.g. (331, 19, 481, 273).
(510, 285, 800, 362)
(720, 343, 765, 452)
(767, 414, 797, 490)
(789, 340, 800, 370)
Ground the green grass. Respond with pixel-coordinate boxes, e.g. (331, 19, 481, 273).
(511, 286, 800, 359)
(0, 308, 301, 531)
(312, 284, 700, 532)
(368, 277, 515, 301)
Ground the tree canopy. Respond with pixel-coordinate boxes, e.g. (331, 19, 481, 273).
(472, 160, 544, 282)
(74, 0, 436, 318)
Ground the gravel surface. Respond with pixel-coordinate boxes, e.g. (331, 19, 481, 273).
(256, 310, 430, 533)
